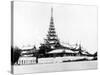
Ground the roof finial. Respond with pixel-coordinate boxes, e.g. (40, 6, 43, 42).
(51, 7, 53, 17)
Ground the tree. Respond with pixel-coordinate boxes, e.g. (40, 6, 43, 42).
(39, 44, 47, 54)
(11, 46, 21, 65)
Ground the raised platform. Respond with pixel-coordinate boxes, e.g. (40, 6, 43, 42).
(13, 60, 97, 74)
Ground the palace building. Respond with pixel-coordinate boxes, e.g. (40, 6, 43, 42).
(16, 7, 95, 65)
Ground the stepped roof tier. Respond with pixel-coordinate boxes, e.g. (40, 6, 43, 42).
(48, 49, 79, 54)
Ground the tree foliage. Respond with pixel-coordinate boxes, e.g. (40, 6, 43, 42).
(11, 46, 21, 65)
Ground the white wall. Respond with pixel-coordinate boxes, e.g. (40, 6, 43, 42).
(0, 0, 99, 75)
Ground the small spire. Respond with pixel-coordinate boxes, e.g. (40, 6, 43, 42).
(50, 7, 54, 25)
(51, 7, 53, 17)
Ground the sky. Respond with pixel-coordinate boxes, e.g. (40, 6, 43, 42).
(13, 2, 97, 54)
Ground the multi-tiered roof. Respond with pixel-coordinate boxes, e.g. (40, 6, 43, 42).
(44, 7, 61, 49)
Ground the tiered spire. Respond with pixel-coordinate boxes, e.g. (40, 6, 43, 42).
(45, 7, 60, 49)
